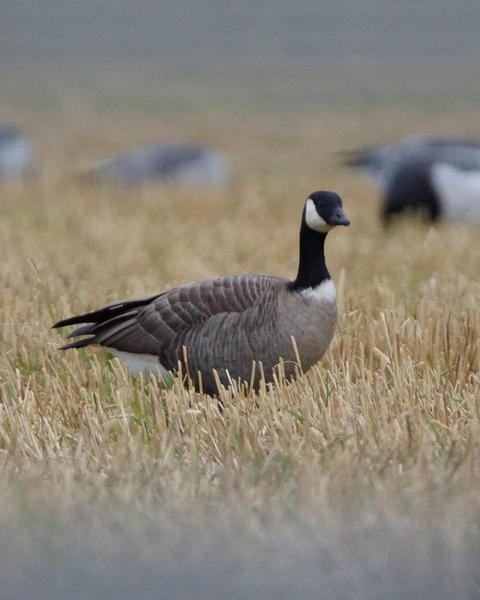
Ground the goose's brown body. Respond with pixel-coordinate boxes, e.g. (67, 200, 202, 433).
(54, 190, 349, 395)
(56, 274, 337, 395)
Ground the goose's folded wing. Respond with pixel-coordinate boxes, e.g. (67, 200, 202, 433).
(54, 275, 286, 359)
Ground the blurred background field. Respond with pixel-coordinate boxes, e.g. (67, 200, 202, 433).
(3, 1, 480, 180)
(1, 2, 480, 598)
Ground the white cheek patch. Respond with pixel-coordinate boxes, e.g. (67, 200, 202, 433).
(301, 279, 337, 303)
(305, 198, 332, 232)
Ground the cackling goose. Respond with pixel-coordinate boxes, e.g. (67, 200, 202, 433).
(341, 136, 480, 186)
(81, 143, 231, 187)
(383, 158, 480, 223)
(0, 124, 36, 181)
(53, 191, 350, 395)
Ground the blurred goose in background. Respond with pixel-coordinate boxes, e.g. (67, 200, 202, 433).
(341, 136, 480, 185)
(54, 191, 350, 395)
(382, 158, 480, 223)
(80, 142, 232, 187)
(0, 124, 37, 181)
(341, 135, 480, 223)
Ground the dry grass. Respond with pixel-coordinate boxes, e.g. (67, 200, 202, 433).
(1, 114, 479, 517)
(0, 109, 479, 597)
(2, 3, 480, 592)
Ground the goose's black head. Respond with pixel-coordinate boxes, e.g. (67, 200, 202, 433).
(304, 191, 350, 233)
(383, 160, 441, 224)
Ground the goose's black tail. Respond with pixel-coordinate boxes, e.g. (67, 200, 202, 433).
(53, 293, 161, 350)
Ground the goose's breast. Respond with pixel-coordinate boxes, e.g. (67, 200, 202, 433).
(279, 283, 338, 370)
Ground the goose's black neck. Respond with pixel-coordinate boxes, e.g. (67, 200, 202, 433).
(289, 221, 330, 291)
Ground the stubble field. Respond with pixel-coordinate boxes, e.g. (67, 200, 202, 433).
(0, 108, 479, 598)
(1, 1, 480, 596)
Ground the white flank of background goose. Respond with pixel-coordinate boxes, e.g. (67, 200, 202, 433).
(54, 191, 350, 395)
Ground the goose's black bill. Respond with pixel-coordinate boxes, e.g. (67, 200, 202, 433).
(328, 206, 350, 226)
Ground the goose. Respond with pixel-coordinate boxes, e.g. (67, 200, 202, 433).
(341, 135, 480, 187)
(53, 191, 350, 395)
(80, 143, 232, 187)
(0, 124, 36, 181)
(382, 158, 480, 223)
